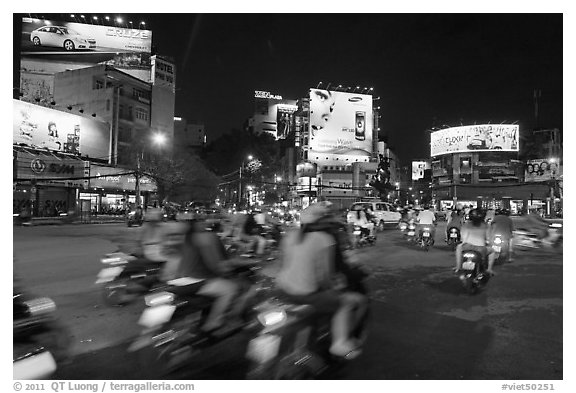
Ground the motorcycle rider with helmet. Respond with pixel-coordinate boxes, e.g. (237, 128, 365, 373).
(489, 208, 515, 262)
(445, 206, 463, 241)
(276, 201, 369, 359)
(455, 208, 496, 275)
(416, 205, 436, 239)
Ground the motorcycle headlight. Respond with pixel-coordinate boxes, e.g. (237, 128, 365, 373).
(494, 237, 502, 245)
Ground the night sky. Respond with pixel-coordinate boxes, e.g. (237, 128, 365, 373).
(15, 12, 563, 164)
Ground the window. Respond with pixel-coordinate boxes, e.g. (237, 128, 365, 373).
(94, 79, 104, 90)
(135, 107, 149, 121)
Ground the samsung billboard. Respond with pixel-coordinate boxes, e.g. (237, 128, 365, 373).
(430, 124, 519, 157)
(20, 17, 152, 79)
(13, 100, 111, 161)
(308, 89, 373, 165)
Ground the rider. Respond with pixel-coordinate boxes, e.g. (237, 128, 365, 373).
(240, 212, 267, 255)
(489, 208, 515, 262)
(276, 202, 369, 359)
(455, 208, 496, 275)
(350, 207, 373, 238)
(161, 219, 245, 336)
(445, 207, 462, 241)
(416, 205, 436, 239)
(139, 208, 170, 262)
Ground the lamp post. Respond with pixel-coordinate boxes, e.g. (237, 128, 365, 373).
(238, 155, 254, 205)
(135, 132, 165, 208)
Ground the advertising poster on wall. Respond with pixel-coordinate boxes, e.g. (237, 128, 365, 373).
(20, 17, 152, 79)
(13, 100, 110, 161)
(524, 159, 562, 182)
(308, 89, 373, 165)
(430, 124, 519, 156)
(253, 91, 297, 140)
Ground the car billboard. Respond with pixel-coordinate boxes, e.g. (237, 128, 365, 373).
(13, 100, 110, 161)
(430, 125, 519, 157)
(20, 17, 152, 78)
(308, 89, 373, 165)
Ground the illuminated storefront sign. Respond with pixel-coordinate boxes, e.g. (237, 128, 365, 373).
(308, 89, 373, 166)
(412, 161, 430, 180)
(524, 159, 562, 182)
(254, 90, 283, 100)
(430, 124, 519, 156)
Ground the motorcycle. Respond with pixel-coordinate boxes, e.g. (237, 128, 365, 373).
(13, 287, 68, 379)
(404, 221, 417, 243)
(126, 210, 144, 227)
(128, 260, 273, 377)
(96, 252, 165, 306)
(352, 226, 376, 248)
(417, 226, 434, 251)
(457, 250, 490, 295)
(398, 220, 409, 233)
(245, 264, 370, 379)
(491, 233, 510, 264)
(514, 222, 563, 250)
(446, 227, 460, 251)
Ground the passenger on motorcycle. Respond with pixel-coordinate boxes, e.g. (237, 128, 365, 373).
(241, 212, 267, 255)
(140, 208, 172, 262)
(445, 207, 462, 241)
(276, 202, 368, 359)
(489, 209, 514, 262)
(455, 209, 496, 275)
(161, 219, 245, 335)
(416, 205, 436, 239)
(350, 208, 374, 238)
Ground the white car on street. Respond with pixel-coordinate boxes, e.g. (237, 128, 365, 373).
(347, 201, 402, 231)
(30, 26, 96, 51)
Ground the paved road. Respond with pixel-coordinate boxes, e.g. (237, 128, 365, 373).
(13, 222, 563, 379)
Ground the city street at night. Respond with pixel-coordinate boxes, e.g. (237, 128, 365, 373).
(13, 221, 562, 380)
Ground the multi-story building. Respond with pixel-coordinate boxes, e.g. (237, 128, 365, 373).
(173, 117, 206, 155)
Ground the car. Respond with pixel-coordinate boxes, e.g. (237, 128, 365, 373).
(347, 201, 402, 231)
(30, 26, 96, 51)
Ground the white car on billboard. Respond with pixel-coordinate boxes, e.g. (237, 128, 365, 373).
(30, 26, 96, 51)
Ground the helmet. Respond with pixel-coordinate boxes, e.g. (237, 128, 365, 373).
(300, 201, 334, 225)
(468, 208, 485, 223)
(144, 208, 163, 222)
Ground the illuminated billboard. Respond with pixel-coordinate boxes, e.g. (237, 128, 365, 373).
(308, 89, 373, 165)
(20, 17, 152, 79)
(253, 91, 297, 140)
(13, 100, 110, 161)
(525, 159, 562, 182)
(412, 161, 431, 180)
(430, 125, 519, 157)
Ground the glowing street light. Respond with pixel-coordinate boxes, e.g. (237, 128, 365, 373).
(152, 133, 166, 146)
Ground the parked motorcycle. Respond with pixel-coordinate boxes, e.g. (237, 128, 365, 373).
(13, 287, 68, 379)
(417, 226, 434, 251)
(245, 264, 370, 379)
(446, 227, 460, 251)
(457, 250, 490, 295)
(128, 260, 272, 377)
(96, 252, 164, 306)
(352, 226, 376, 248)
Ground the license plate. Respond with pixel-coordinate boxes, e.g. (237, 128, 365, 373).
(95, 266, 124, 284)
(423, 232, 430, 237)
(138, 305, 176, 328)
(462, 261, 476, 270)
(13, 351, 57, 380)
(353, 230, 361, 235)
(246, 334, 281, 364)
(450, 233, 458, 238)
(493, 246, 501, 253)
(408, 231, 415, 236)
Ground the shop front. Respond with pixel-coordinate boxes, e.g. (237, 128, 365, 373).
(13, 146, 85, 217)
(82, 164, 157, 214)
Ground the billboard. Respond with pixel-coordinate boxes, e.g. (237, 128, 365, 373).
(430, 125, 519, 156)
(20, 17, 152, 79)
(412, 161, 431, 180)
(13, 100, 110, 161)
(253, 91, 297, 140)
(525, 159, 562, 182)
(308, 89, 373, 165)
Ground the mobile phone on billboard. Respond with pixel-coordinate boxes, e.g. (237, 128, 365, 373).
(355, 111, 366, 141)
